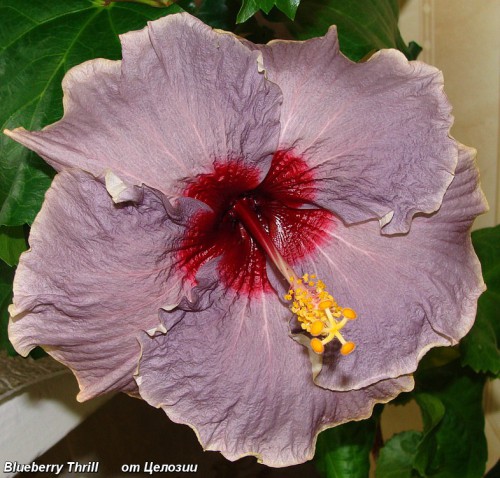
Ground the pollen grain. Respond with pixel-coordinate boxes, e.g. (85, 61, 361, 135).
(285, 274, 356, 356)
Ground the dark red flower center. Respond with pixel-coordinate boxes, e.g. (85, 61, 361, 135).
(179, 150, 334, 295)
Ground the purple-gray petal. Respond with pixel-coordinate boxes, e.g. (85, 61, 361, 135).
(4, 13, 282, 194)
(136, 288, 414, 467)
(258, 27, 456, 234)
(8, 169, 203, 401)
(294, 144, 487, 391)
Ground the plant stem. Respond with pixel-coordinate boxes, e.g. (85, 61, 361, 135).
(371, 419, 384, 460)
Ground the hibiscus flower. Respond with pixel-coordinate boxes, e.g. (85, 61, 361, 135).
(5, 13, 486, 466)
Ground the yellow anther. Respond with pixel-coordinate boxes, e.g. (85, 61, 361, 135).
(309, 320, 324, 336)
(310, 338, 324, 354)
(343, 308, 357, 320)
(319, 299, 334, 310)
(284, 271, 357, 358)
(341, 342, 356, 355)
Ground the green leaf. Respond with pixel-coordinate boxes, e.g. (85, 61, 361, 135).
(275, 0, 300, 20)
(0, 261, 16, 355)
(461, 226, 500, 376)
(376, 430, 422, 478)
(0, 225, 27, 266)
(0, 260, 45, 357)
(314, 414, 378, 478)
(236, 0, 300, 23)
(0, 0, 182, 227)
(413, 361, 487, 478)
(237, 0, 276, 22)
(412, 394, 445, 474)
(414, 394, 445, 432)
(377, 362, 487, 478)
(290, 0, 420, 62)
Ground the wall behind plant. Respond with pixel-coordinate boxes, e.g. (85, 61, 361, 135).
(396, 1, 499, 472)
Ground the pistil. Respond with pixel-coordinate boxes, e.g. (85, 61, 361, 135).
(232, 198, 356, 356)
(232, 198, 297, 282)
